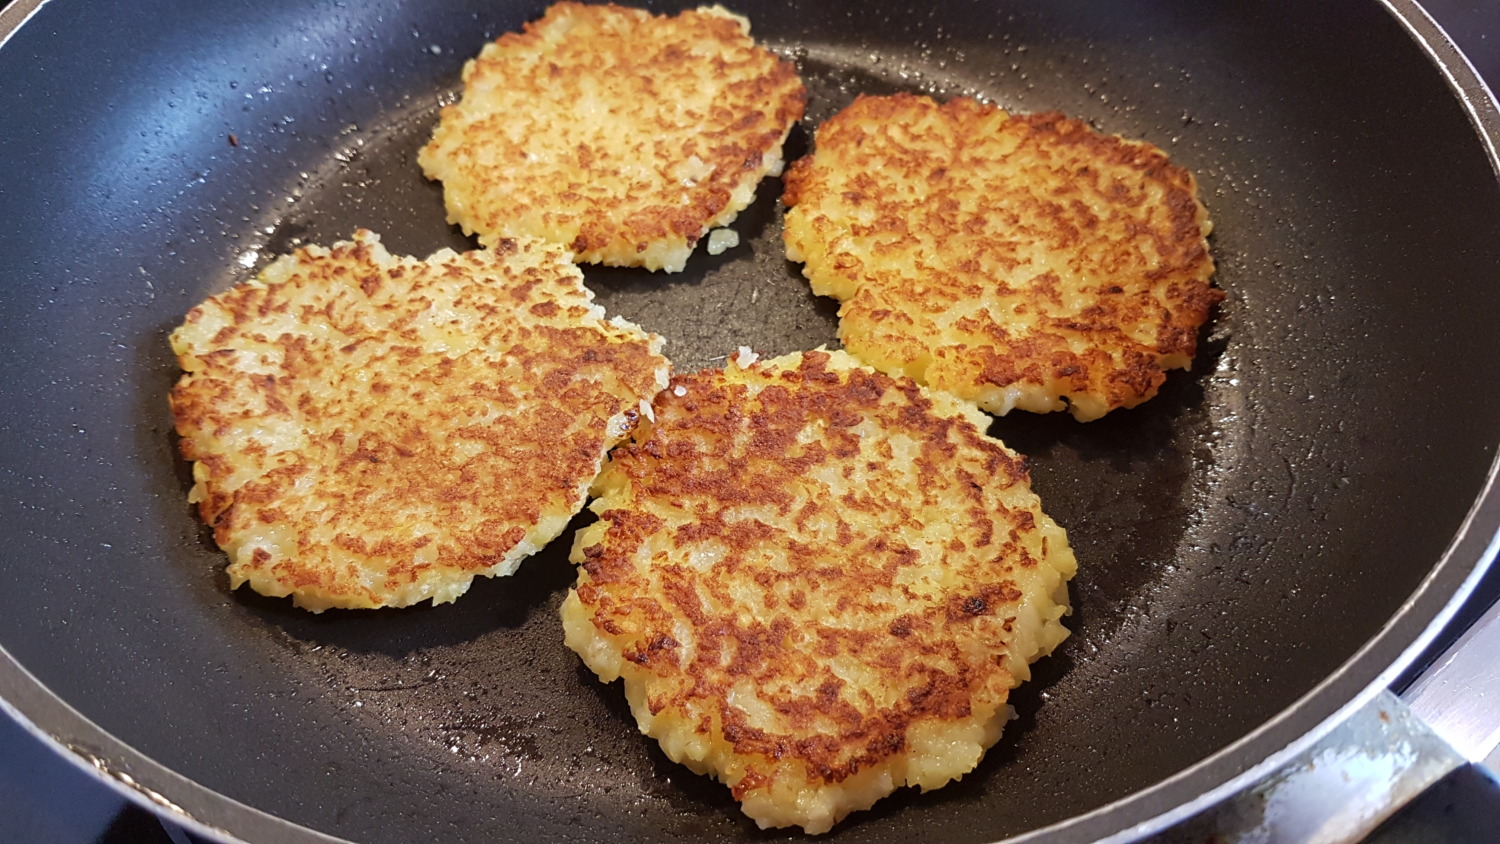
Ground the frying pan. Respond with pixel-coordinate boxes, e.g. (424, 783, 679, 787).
(1, 0, 1498, 841)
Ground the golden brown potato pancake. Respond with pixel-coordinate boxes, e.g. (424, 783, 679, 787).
(169, 230, 669, 611)
(419, 2, 806, 272)
(783, 93, 1221, 421)
(561, 348, 1075, 832)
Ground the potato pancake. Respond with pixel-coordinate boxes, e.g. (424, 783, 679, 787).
(169, 231, 669, 612)
(561, 349, 1075, 833)
(418, 2, 807, 273)
(783, 93, 1221, 421)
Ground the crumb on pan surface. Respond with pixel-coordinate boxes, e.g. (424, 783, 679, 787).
(169, 230, 669, 611)
(782, 93, 1222, 421)
(418, 2, 807, 273)
(561, 348, 1076, 833)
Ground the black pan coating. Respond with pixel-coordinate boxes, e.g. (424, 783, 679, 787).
(0, 0, 1498, 841)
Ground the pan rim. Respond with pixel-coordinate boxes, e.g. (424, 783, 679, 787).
(0, 0, 1497, 841)
(0, 0, 44, 51)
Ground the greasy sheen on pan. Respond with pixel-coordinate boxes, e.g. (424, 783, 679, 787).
(418, 2, 807, 273)
(782, 93, 1222, 421)
(169, 230, 669, 612)
(561, 349, 1076, 833)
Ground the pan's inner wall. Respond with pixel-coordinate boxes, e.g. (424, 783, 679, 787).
(1, 1, 1498, 842)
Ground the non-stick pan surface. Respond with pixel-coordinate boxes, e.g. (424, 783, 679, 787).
(2, 0, 1499, 841)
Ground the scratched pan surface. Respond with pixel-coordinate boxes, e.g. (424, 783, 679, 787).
(1, 0, 1499, 841)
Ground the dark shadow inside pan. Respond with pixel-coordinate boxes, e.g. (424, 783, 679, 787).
(232, 535, 581, 651)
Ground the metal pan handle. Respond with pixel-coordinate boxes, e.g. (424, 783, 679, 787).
(1162, 592, 1500, 843)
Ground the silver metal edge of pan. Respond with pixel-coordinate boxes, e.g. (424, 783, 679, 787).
(0, 0, 1497, 842)
(0, 0, 43, 50)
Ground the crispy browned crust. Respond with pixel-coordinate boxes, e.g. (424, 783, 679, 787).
(563, 349, 1075, 831)
(418, 2, 807, 272)
(169, 231, 668, 611)
(782, 93, 1222, 421)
